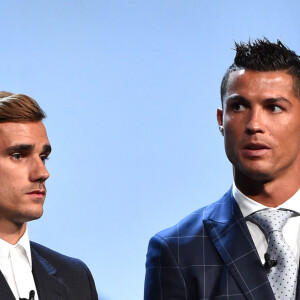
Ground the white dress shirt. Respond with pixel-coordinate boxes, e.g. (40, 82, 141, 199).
(233, 183, 300, 267)
(0, 228, 39, 300)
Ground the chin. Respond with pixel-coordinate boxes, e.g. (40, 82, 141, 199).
(234, 160, 274, 181)
(28, 209, 44, 221)
(240, 166, 274, 182)
(16, 208, 44, 223)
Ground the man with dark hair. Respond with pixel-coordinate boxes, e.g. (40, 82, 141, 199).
(144, 38, 300, 299)
(0, 92, 98, 300)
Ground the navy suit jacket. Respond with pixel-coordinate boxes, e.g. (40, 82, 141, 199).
(0, 242, 98, 300)
(144, 189, 300, 300)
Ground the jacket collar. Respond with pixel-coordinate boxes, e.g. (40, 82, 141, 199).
(31, 246, 67, 300)
(0, 271, 16, 300)
(203, 189, 275, 300)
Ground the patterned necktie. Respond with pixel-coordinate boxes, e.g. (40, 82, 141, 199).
(249, 209, 298, 300)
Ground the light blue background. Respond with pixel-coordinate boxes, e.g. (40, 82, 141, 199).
(1, 1, 300, 299)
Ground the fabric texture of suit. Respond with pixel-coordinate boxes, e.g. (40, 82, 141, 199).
(144, 188, 300, 300)
(0, 241, 98, 300)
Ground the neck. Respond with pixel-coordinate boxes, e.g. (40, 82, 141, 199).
(0, 221, 26, 245)
(234, 169, 300, 207)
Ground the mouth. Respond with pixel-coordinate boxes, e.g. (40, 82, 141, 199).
(242, 143, 271, 157)
(26, 190, 46, 198)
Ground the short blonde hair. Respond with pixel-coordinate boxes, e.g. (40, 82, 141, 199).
(0, 91, 46, 122)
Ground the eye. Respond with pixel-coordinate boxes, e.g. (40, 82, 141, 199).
(11, 153, 22, 160)
(40, 154, 49, 163)
(231, 103, 246, 112)
(268, 105, 283, 113)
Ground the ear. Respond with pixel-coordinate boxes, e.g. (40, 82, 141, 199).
(217, 108, 223, 126)
(217, 108, 224, 136)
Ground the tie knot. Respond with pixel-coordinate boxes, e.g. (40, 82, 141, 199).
(249, 209, 294, 234)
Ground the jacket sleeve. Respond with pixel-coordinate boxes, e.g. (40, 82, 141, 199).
(144, 235, 189, 300)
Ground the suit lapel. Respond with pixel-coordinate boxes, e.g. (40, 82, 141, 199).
(203, 190, 275, 300)
(31, 247, 67, 300)
(0, 271, 16, 300)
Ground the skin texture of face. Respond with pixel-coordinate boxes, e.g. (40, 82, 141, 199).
(217, 70, 300, 196)
(0, 121, 51, 242)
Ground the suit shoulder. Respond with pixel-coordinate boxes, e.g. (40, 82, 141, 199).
(30, 241, 89, 272)
(153, 188, 232, 241)
(31, 242, 99, 299)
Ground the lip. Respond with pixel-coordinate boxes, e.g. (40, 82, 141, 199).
(26, 190, 46, 198)
(242, 143, 271, 157)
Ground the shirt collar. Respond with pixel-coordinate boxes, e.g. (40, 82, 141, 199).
(0, 227, 32, 268)
(0, 235, 13, 266)
(233, 182, 300, 218)
(17, 227, 32, 268)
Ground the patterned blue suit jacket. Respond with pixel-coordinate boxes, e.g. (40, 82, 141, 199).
(144, 189, 300, 300)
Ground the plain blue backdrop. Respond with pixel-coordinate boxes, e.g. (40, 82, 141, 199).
(1, 1, 300, 299)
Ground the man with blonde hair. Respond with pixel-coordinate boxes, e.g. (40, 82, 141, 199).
(0, 91, 98, 300)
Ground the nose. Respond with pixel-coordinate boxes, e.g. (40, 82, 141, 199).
(29, 156, 50, 183)
(245, 107, 264, 135)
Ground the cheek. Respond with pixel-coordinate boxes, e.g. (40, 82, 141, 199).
(224, 113, 245, 133)
(224, 133, 240, 163)
(223, 123, 245, 163)
(224, 122, 241, 147)
(0, 185, 18, 196)
(270, 122, 300, 142)
(267, 123, 300, 159)
(0, 173, 22, 194)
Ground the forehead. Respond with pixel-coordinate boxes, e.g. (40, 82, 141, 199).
(225, 69, 296, 100)
(0, 121, 49, 146)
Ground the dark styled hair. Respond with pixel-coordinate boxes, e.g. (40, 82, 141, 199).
(220, 38, 300, 101)
(0, 91, 46, 122)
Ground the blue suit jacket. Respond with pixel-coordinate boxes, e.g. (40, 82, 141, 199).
(144, 189, 300, 300)
(0, 242, 98, 300)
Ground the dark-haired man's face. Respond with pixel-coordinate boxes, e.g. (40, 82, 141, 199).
(217, 69, 300, 183)
(0, 121, 51, 227)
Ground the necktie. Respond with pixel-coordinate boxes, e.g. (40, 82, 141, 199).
(249, 209, 298, 299)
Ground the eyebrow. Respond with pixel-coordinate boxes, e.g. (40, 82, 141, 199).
(43, 144, 52, 153)
(225, 95, 247, 103)
(5, 144, 52, 154)
(263, 97, 291, 105)
(225, 95, 291, 104)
